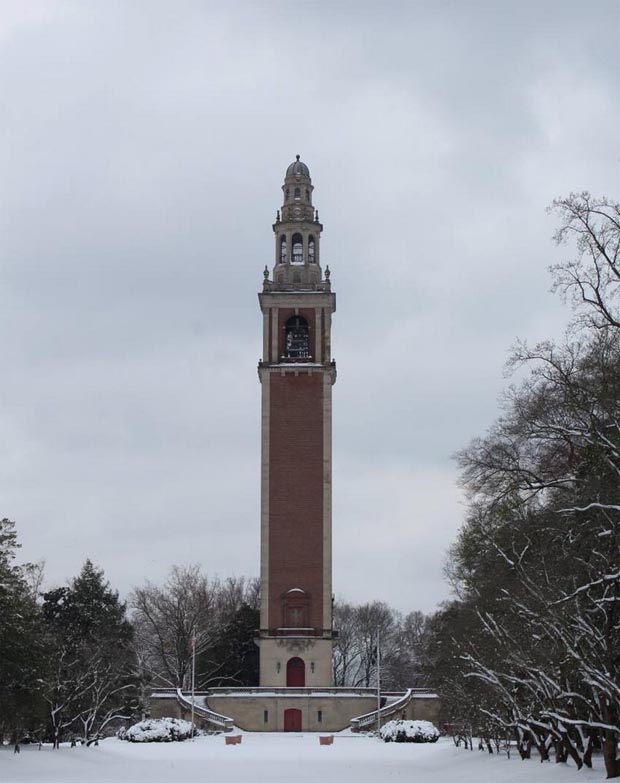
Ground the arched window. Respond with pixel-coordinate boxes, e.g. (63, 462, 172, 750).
(279, 235, 287, 264)
(308, 235, 315, 263)
(285, 188, 290, 201)
(294, 187, 300, 200)
(291, 233, 303, 264)
(305, 188, 310, 201)
(282, 588, 310, 628)
(284, 316, 310, 359)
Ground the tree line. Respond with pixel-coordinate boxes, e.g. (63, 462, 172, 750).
(0, 526, 433, 746)
(0, 539, 266, 746)
(423, 191, 620, 779)
(0, 523, 137, 748)
(333, 600, 429, 690)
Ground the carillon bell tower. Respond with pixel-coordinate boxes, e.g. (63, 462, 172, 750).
(148, 154, 439, 732)
(257, 156, 337, 688)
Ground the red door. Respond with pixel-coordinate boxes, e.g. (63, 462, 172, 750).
(286, 657, 305, 687)
(284, 708, 302, 732)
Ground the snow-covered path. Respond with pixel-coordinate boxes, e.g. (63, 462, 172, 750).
(0, 734, 604, 783)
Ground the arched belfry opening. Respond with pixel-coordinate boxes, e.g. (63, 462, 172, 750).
(279, 235, 287, 264)
(284, 315, 310, 360)
(308, 235, 315, 263)
(291, 233, 303, 264)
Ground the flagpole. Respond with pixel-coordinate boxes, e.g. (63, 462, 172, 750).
(191, 631, 196, 740)
(376, 626, 381, 736)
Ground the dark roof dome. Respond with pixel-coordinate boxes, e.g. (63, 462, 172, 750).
(286, 154, 310, 178)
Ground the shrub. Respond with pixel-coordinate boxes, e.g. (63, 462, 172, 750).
(379, 719, 439, 743)
(118, 717, 196, 743)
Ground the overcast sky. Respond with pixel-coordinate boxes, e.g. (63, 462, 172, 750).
(1, 0, 619, 614)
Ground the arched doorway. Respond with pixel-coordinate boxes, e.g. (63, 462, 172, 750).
(284, 708, 302, 732)
(286, 657, 305, 687)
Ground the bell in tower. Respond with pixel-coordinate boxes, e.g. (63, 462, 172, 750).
(258, 156, 336, 693)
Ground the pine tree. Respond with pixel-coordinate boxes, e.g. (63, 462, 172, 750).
(0, 519, 46, 742)
(41, 560, 139, 745)
(202, 603, 260, 687)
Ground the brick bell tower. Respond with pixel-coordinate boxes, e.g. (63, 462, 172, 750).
(257, 156, 336, 688)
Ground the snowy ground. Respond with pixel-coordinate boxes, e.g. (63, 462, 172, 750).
(0, 734, 605, 783)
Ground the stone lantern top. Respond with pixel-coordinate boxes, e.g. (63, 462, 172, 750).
(285, 154, 310, 179)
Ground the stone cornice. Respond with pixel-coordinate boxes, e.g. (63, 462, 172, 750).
(258, 290, 336, 312)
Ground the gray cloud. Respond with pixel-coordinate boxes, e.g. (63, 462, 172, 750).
(1, 0, 619, 613)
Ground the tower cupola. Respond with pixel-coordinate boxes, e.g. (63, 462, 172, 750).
(267, 155, 327, 292)
(285, 155, 310, 178)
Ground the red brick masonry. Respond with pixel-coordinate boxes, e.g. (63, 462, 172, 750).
(268, 371, 324, 629)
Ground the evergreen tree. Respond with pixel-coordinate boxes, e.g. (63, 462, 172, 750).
(201, 603, 260, 687)
(41, 560, 139, 745)
(0, 518, 46, 742)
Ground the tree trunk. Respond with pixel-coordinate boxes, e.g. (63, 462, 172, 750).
(529, 727, 549, 761)
(561, 732, 583, 770)
(602, 730, 620, 779)
(553, 737, 568, 763)
(516, 731, 531, 760)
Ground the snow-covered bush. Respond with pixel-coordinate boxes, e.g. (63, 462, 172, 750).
(118, 718, 195, 743)
(379, 719, 439, 743)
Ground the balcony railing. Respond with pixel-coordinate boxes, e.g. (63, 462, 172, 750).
(207, 686, 376, 697)
(256, 627, 338, 639)
(280, 353, 313, 362)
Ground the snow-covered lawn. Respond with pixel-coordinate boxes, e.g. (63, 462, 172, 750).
(0, 734, 605, 783)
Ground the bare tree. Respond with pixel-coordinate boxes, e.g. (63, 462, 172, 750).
(442, 184, 620, 776)
(384, 610, 431, 690)
(131, 568, 260, 690)
(131, 565, 218, 689)
(332, 601, 359, 687)
(332, 600, 401, 688)
(550, 192, 620, 331)
(451, 326, 620, 777)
